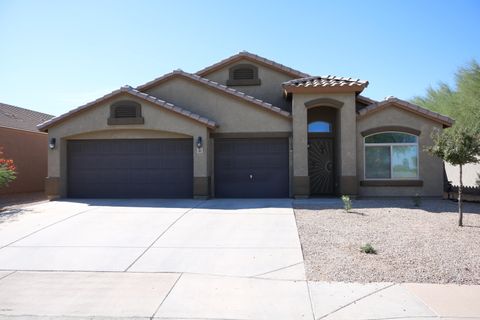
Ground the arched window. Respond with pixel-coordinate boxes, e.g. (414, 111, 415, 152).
(364, 132, 418, 179)
(227, 64, 261, 86)
(108, 100, 144, 125)
(308, 121, 332, 133)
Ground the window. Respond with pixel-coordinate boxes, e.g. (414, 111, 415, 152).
(308, 121, 332, 133)
(108, 100, 144, 125)
(227, 64, 261, 86)
(364, 132, 418, 179)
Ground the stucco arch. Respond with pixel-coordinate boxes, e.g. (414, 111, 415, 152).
(304, 97, 344, 109)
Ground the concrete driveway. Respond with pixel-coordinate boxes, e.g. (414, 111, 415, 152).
(0, 199, 478, 319)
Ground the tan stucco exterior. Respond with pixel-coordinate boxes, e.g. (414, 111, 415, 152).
(357, 107, 444, 197)
(291, 93, 358, 196)
(145, 77, 292, 133)
(201, 59, 295, 111)
(46, 93, 210, 198)
(42, 52, 452, 199)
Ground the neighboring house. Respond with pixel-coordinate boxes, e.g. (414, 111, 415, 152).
(0, 103, 53, 194)
(38, 51, 453, 199)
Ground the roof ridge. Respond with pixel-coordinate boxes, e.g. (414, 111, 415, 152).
(38, 85, 217, 131)
(136, 70, 291, 118)
(195, 51, 310, 78)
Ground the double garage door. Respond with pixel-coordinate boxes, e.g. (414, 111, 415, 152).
(67, 138, 289, 198)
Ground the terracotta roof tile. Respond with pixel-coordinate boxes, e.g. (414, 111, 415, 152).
(196, 51, 310, 78)
(38, 86, 217, 131)
(358, 96, 454, 127)
(137, 70, 291, 118)
(283, 75, 369, 89)
(0, 102, 53, 133)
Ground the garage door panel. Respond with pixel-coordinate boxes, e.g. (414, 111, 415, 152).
(214, 138, 289, 198)
(68, 139, 193, 198)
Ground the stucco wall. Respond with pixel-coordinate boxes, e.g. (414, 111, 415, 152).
(145, 77, 292, 133)
(0, 127, 48, 194)
(201, 59, 295, 111)
(356, 107, 444, 197)
(291, 93, 357, 196)
(46, 94, 210, 197)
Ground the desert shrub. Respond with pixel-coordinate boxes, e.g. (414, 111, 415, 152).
(360, 243, 377, 254)
(341, 195, 352, 213)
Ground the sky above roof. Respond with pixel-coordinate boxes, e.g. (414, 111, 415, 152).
(0, 0, 479, 116)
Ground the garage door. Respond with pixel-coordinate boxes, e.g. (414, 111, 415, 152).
(214, 138, 289, 198)
(67, 139, 193, 198)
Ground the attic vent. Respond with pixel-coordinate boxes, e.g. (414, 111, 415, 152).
(108, 100, 144, 125)
(114, 105, 137, 118)
(227, 64, 261, 86)
(233, 67, 255, 80)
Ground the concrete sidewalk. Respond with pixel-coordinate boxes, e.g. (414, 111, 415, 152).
(0, 271, 479, 319)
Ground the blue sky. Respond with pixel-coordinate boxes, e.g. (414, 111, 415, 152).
(1, 0, 479, 116)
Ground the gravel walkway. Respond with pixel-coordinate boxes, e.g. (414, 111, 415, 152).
(294, 199, 480, 284)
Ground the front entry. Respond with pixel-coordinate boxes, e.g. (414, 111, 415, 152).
(307, 106, 337, 195)
(308, 138, 334, 195)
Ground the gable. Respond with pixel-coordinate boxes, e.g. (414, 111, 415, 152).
(144, 76, 292, 133)
(357, 98, 453, 127)
(200, 59, 296, 111)
(46, 93, 209, 139)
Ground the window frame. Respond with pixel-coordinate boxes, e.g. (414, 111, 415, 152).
(363, 131, 419, 180)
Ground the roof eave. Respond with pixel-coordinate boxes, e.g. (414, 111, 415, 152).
(357, 99, 454, 128)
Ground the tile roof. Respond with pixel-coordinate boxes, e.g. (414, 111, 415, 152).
(283, 75, 369, 90)
(137, 70, 291, 118)
(38, 86, 217, 131)
(358, 96, 454, 127)
(195, 51, 310, 78)
(356, 95, 377, 105)
(0, 102, 53, 133)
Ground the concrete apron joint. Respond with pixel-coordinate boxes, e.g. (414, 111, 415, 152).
(316, 283, 397, 320)
(150, 272, 183, 320)
(0, 207, 99, 250)
(251, 261, 304, 278)
(124, 201, 207, 272)
(0, 270, 16, 282)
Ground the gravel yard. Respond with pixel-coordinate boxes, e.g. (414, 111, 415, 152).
(294, 199, 480, 284)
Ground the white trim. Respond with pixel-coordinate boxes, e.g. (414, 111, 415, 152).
(363, 131, 420, 181)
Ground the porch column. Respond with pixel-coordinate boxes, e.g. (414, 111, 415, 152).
(292, 95, 310, 197)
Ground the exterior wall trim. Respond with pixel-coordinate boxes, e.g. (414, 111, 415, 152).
(360, 180, 424, 187)
(361, 126, 421, 137)
(211, 132, 291, 139)
(304, 98, 344, 109)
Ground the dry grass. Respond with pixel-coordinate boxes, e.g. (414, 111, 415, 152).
(294, 199, 480, 284)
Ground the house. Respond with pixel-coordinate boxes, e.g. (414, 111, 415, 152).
(38, 51, 453, 199)
(0, 103, 53, 194)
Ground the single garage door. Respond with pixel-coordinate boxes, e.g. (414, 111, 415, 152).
(67, 139, 193, 198)
(214, 138, 289, 198)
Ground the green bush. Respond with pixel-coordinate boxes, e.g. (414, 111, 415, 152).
(360, 243, 377, 254)
(341, 195, 352, 213)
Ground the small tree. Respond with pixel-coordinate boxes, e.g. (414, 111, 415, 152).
(426, 128, 480, 226)
(0, 149, 16, 188)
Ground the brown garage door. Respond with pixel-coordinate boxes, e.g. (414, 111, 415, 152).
(214, 138, 289, 198)
(67, 139, 193, 198)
